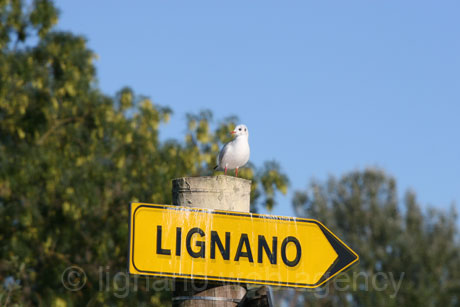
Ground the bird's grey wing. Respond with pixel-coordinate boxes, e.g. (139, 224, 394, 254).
(216, 141, 232, 169)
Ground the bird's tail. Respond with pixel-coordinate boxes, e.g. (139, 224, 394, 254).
(213, 165, 218, 170)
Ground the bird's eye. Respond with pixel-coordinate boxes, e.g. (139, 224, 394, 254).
(239, 128, 242, 131)
(244, 128, 247, 131)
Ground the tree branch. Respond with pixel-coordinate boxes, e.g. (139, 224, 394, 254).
(36, 116, 84, 145)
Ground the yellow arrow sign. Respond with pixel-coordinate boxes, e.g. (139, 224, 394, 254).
(128, 203, 358, 288)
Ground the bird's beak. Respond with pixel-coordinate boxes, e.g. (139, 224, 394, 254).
(230, 131, 236, 135)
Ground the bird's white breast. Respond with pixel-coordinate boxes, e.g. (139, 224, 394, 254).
(221, 136, 250, 169)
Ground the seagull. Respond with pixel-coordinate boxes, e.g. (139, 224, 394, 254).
(214, 124, 250, 177)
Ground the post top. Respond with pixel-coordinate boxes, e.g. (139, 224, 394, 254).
(172, 175, 251, 211)
(172, 175, 251, 185)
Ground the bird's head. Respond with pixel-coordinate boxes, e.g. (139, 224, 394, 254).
(231, 124, 249, 137)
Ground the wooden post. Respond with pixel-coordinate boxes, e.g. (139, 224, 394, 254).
(171, 175, 251, 307)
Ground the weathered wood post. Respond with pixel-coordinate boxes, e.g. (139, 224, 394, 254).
(171, 175, 251, 307)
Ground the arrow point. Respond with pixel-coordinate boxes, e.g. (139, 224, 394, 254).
(315, 224, 359, 286)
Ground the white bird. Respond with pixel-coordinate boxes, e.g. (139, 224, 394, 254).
(214, 124, 250, 177)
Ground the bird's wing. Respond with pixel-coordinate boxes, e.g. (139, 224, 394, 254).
(216, 141, 232, 169)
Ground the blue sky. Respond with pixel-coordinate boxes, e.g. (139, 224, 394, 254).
(57, 0, 459, 217)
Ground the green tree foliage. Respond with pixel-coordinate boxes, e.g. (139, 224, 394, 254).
(0, 1, 288, 305)
(288, 169, 460, 307)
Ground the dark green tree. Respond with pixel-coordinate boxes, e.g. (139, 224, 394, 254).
(286, 169, 460, 307)
(0, 1, 288, 305)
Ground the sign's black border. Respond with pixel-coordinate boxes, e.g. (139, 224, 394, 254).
(128, 203, 359, 288)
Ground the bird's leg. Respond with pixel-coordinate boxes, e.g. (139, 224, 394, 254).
(235, 168, 238, 177)
(224, 167, 227, 175)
